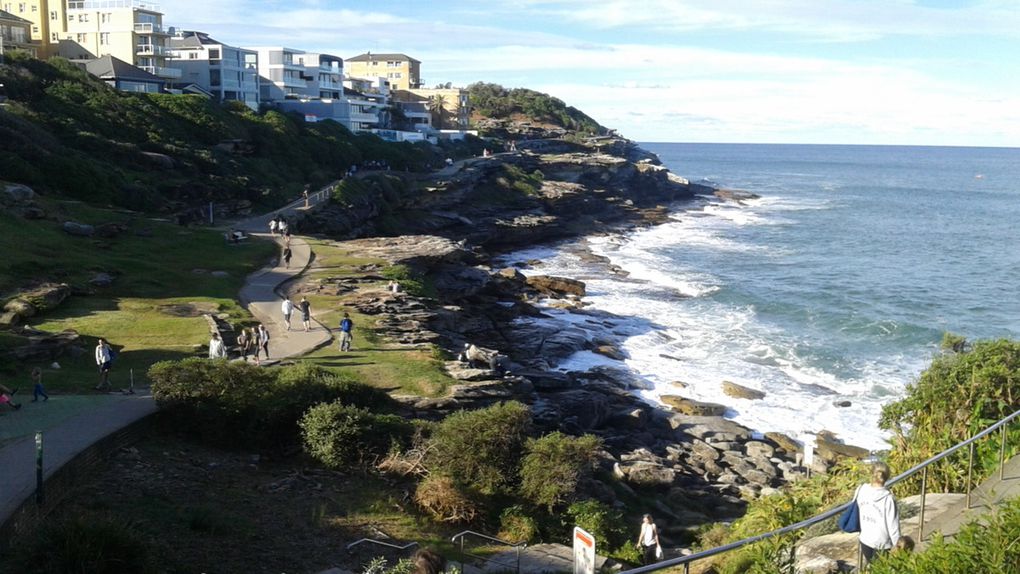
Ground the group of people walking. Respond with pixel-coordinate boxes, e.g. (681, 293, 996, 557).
(231, 324, 271, 365)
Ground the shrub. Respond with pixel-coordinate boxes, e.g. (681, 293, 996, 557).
(497, 505, 540, 544)
(414, 475, 480, 523)
(520, 432, 601, 510)
(566, 500, 629, 550)
(426, 401, 532, 495)
(149, 359, 386, 449)
(300, 401, 412, 469)
(15, 513, 157, 573)
(880, 339, 1020, 491)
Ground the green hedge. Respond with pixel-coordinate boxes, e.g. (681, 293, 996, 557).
(149, 359, 390, 449)
(300, 401, 412, 468)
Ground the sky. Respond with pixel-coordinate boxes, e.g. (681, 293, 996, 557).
(163, 0, 1020, 146)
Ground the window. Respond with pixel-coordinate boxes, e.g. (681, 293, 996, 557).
(50, 10, 57, 19)
(187, 52, 198, 59)
(31, 4, 36, 11)
(99, 32, 109, 45)
(76, 33, 86, 42)
(371, 61, 378, 66)
(78, 13, 88, 22)
(32, 25, 39, 33)
(208, 48, 220, 59)
(17, 3, 25, 13)
(51, 32, 58, 41)
(101, 12, 110, 23)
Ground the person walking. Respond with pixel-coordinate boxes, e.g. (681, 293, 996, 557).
(256, 324, 270, 365)
(0, 383, 20, 411)
(94, 338, 113, 391)
(208, 332, 227, 359)
(269, 217, 279, 236)
(857, 462, 901, 565)
(303, 185, 310, 208)
(281, 298, 294, 331)
(299, 296, 311, 332)
(278, 218, 289, 236)
(31, 367, 48, 402)
(282, 246, 292, 269)
(339, 312, 354, 351)
(635, 514, 660, 565)
(237, 328, 251, 361)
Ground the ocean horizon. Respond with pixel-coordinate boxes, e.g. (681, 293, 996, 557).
(504, 142, 1020, 450)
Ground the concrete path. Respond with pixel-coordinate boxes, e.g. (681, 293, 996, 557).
(0, 185, 335, 529)
(919, 452, 1020, 547)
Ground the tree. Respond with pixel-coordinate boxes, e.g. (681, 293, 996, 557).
(428, 94, 447, 129)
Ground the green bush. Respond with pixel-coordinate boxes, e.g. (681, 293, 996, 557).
(13, 513, 158, 574)
(426, 401, 532, 495)
(149, 359, 387, 449)
(520, 432, 601, 510)
(566, 500, 629, 551)
(871, 496, 1020, 573)
(300, 401, 412, 469)
(497, 505, 540, 544)
(880, 339, 1020, 491)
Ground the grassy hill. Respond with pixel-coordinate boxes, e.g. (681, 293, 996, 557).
(466, 81, 606, 134)
(0, 54, 439, 212)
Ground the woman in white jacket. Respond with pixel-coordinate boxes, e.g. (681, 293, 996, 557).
(857, 462, 901, 564)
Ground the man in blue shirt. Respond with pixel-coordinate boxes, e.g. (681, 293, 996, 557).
(339, 313, 354, 352)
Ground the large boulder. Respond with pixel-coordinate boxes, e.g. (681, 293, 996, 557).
(3, 283, 72, 325)
(7, 329, 81, 361)
(661, 395, 728, 417)
(525, 275, 586, 298)
(139, 151, 175, 169)
(722, 380, 766, 400)
(815, 432, 870, 463)
(2, 183, 35, 204)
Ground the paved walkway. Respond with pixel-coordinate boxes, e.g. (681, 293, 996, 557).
(920, 452, 1020, 547)
(0, 185, 335, 529)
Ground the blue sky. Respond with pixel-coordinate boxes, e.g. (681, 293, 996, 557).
(164, 0, 1020, 146)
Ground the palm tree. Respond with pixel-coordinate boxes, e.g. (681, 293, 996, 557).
(428, 94, 448, 130)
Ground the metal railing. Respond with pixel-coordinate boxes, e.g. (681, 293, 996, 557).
(346, 538, 419, 553)
(619, 407, 1020, 574)
(451, 530, 526, 573)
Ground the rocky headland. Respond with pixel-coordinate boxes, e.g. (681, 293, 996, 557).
(291, 134, 866, 544)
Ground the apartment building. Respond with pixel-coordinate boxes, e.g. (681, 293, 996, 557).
(0, 8, 38, 56)
(248, 46, 310, 101)
(393, 87, 470, 129)
(0, 1, 60, 56)
(307, 52, 343, 100)
(346, 52, 420, 91)
(58, 0, 179, 81)
(169, 30, 258, 110)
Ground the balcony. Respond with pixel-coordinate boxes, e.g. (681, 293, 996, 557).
(134, 23, 168, 35)
(281, 76, 306, 89)
(136, 44, 168, 57)
(141, 66, 182, 79)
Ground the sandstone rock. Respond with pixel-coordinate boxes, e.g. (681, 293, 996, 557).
(594, 344, 626, 360)
(4, 284, 71, 319)
(721, 380, 766, 400)
(525, 275, 586, 298)
(793, 531, 859, 574)
(623, 461, 676, 487)
(744, 441, 776, 459)
(497, 267, 526, 281)
(688, 439, 720, 463)
(3, 298, 35, 318)
(444, 362, 496, 381)
(661, 395, 727, 417)
(669, 415, 751, 443)
(815, 432, 870, 463)
(8, 329, 81, 361)
(2, 183, 35, 203)
(766, 432, 802, 455)
(62, 221, 95, 237)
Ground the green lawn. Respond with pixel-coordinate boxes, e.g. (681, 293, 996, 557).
(1, 197, 276, 389)
(294, 239, 454, 398)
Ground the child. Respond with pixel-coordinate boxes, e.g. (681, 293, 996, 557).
(31, 367, 48, 402)
(0, 383, 21, 411)
(895, 536, 915, 553)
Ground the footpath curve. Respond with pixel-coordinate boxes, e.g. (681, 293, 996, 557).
(0, 186, 333, 531)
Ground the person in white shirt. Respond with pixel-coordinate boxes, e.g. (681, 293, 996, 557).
(857, 462, 901, 564)
(281, 299, 294, 331)
(635, 514, 660, 565)
(256, 324, 270, 365)
(208, 332, 227, 359)
(94, 338, 113, 391)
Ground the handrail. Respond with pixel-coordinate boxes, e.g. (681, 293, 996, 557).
(451, 529, 526, 573)
(346, 538, 419, 552)
(619, 407, 1020, 573)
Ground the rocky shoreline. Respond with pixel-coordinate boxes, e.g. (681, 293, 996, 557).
(295, 138, 868, 545)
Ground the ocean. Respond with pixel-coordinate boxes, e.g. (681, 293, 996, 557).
(503, 143, 1020, 450)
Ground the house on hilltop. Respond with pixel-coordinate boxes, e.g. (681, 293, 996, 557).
(346, 52, 420, 91)
(82, 53, 164, 93)
(0, 8, 38, 57)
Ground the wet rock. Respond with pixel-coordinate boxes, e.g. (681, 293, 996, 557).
(593, 344, 626, 361)
(766, 432, 802, 455)
(721, 380, 766, 400)
(525, 275, 586, 298)
(832, 400, 852, 408)
(661, 395, 727, 417)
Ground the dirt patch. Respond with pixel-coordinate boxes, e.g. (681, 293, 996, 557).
(158, 302, 219, 317)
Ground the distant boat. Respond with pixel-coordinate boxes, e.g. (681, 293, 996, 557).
(975, 174, 985, 179)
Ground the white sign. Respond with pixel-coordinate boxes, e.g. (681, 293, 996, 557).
(573, 526, 596, 574)
(803, 440, 815, 468)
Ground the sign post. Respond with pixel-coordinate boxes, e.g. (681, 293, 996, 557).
(573, 526, 596, 574)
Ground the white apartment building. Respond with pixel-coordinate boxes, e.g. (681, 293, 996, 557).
(169, 30, 258, 110)
(248, 46, 310, 101)
(307, 52, 343, 100)
(61, 0, 180, 81)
